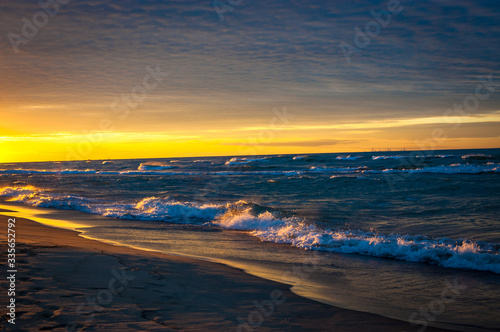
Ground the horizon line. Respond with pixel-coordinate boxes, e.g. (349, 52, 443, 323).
(1, 147, 499, 164)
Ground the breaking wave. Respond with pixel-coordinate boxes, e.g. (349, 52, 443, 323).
(0, 186, 222, 222)
(372, 154, 454, 160)
(309, 166, 367, 173)
(138, 162, 176, 170)
(462, 154, 494, 160)
(372, 155, 408, 160)
(336, 155, 363, 160)
(1, 185, 499, 274)
(0, 163, 498, 176)
(379, 163, 500, 174)
(0, 169, 98, 175)
(213, 207, 500, 274)
(225, 157, 269, 165)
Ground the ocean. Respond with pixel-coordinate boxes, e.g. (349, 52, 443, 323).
(1, 148, 499, 331)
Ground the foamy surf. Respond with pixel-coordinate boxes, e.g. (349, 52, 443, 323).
(0, 169, 98, 175)
(2, 185, 499, 274)
(138, 162, 176, 170)
(336, 155, 363, 160)
(379, 163, 500, 174)
(214, 207, 500, 274)
(0, 186, 223, 222)
(225, 157, 269, 165)
(0, 163, 498, 177)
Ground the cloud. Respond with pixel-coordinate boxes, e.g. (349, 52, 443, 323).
(0, 0, 499, 134)
(223, 139, 360, 147)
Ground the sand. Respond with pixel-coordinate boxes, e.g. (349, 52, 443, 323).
(0, 208, 453, 331)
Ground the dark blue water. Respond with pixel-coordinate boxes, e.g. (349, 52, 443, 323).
(1, 148, 499, 331)
(1, 148, 499, 270)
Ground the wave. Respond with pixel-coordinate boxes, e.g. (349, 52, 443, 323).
(0, 185, 97, 212)
(379, 164, 500, 174)
(2, 185, 499, 273)
(462, 154, 494, 160)
(329, 175, 371, 180)
(372, 154, 454, 160)
(309, 166, 368, 173)
(292, 155, 308, 160)
(336, 155, 362, 160)
(0, 168, 304, 176)
(424, 154, 454, 158)
(0, 186, 223, 222)
(0, 169, 98, 175)
(253, 223, 500, 273)
(372, 155, 408, 160)
(305, 164, 498, 175)
(225, 157, 268, 165)
(99, 197, 223, 221)
(0, 168, 181, 176)
(214, 207, 500, 274)
(138, 162, 176, 170)
(0, 163, 498, 177)
(215, 170, 303, 176)
(214, 208, 500, 273)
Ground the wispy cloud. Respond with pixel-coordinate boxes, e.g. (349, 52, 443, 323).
(0, 0, 499, 161)
(222, 139, 360, 147)
(225, 111, 500, 132)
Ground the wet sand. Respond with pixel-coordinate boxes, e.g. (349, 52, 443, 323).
(0, 208, 453, 331)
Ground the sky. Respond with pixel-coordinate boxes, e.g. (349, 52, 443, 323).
(0, 0, 499, 162)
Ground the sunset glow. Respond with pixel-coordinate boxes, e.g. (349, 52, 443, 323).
(1, 0, 499, 162)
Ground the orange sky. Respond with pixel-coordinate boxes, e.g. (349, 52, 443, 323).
(1, 1, 499, 163)
(1, 107, 499, 163)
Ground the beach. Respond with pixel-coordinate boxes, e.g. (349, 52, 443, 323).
(0, 151, 499, 331)
(0, 207, 454, 331)
(2, 0, 498, 329)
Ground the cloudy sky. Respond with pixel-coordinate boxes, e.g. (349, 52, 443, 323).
(1, 0, 499, 162)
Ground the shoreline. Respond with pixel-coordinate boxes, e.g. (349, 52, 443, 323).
(0, 206, 454, 331)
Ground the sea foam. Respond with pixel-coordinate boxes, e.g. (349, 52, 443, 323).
(225, 157, 269, 165)
(138, 162, 175, 170)
(336, 155, 362, 160)
(1, 185, 499, 273)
